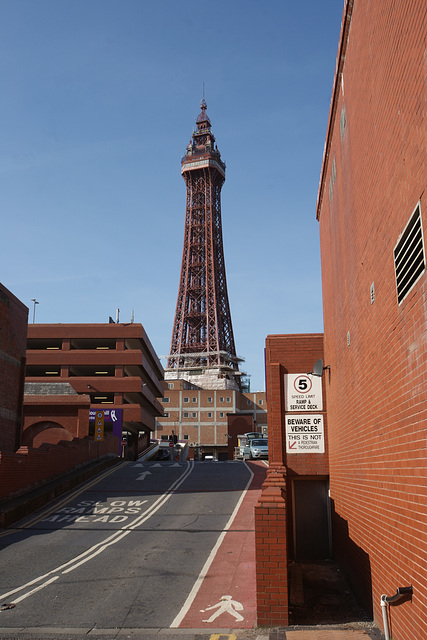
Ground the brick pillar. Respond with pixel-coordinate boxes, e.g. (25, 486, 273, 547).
(255, 464, 288, 626)
(255, 361, 288, 626)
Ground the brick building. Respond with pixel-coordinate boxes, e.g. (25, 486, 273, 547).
(255, 333, 326, 626)
(156, 379, 267, 459)
(315, 1, 427, 638)
(0, 283, 28, 452)
(25, 323, 164, 460)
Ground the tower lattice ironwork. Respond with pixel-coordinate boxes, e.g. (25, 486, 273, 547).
(166, 99, 241, 389)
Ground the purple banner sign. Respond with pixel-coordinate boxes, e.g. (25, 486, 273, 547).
(90, 408, 123, 451)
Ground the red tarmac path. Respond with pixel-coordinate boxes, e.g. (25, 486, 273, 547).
(176, 460, 267, 629)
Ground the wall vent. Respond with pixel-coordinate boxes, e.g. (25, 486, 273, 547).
(394, 203, 425, 304)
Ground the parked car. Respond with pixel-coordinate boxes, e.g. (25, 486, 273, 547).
(249, 438, 268, 459)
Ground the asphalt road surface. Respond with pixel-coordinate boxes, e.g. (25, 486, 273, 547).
(0, 459, 257, 635)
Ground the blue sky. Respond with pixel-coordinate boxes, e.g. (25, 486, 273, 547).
(1, 0, 343, 391)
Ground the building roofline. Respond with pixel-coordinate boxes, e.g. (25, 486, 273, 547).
(316, 0, 354, 221)
(0, 282, 29, 313)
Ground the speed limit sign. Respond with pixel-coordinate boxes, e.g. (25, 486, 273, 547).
(293, 375, 313, 394)
(285, 373, 323, 411)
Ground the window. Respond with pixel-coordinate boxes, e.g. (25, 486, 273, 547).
(183, 397, 189, 403)
(247, 400, 251, 405)
(394, 203, 425, 304)
(192, 412, 197, 418)
(219, 397, 224, 403)
(168, 383, 174, 389)
(161, 398, 170, 403)
(192, 397, 197, 403)
(183, 412, 189, 418)
(207, 412, 212, 418)
(226, 397, 231, 403)
(219, 412, 224, 418)
(208, 397, 212, 403)
(259, 399, 263, 405)
(163, 412, 169, 418)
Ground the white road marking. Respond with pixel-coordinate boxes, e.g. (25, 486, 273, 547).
(136, 471, 152, 480)
(201, 595, 244, 622)
(0, 463, 127, 538)
(0, 462, 194, 603)
(170, 461, 254, 628)
(12, 576, 60, 604)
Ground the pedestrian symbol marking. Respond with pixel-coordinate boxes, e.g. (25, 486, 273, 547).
(201, 595, 244, 622)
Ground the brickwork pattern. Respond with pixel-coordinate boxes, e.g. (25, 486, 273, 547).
(255, 334, 326, 626)
(0, 435, 118, 506)
(156, 385, 267, 455)
(317, 1, 427, 638)
(255, 464, 288, 626)
(0, 284, 28, 452)
(265, 334, 327, 476)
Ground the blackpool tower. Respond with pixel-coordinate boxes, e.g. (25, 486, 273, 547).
(165, 99, 242, 390)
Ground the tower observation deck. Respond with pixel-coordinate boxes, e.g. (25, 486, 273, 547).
(165, 99, 243, 390)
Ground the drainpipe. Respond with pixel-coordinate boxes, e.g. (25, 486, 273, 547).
(381, 587, 413, 640)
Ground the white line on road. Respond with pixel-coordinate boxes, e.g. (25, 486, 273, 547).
(170, 461, 254, 628)
(0, 461, 194, 603)
(12, 576, 60, 604)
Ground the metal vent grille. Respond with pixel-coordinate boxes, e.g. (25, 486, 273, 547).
(394, 204, 425, 304)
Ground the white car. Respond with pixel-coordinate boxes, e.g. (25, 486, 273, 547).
(249, 439, 268, 459)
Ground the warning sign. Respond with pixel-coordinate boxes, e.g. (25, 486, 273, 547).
(95, 410, 105, 442)
(285, 373, 323, 411)
(285, 414, 324, 453)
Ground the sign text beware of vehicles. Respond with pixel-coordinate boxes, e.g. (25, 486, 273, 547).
(285, 414, 325, 453)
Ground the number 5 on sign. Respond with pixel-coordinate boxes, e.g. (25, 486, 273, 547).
(284, 373, 323, 411)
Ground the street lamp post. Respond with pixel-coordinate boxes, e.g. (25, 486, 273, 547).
(31, 299, 39, 323)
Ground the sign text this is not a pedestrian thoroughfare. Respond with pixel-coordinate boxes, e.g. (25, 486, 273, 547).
(285, 414, 325, 453)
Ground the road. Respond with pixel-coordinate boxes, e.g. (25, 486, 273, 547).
(0, 459, 266, 639)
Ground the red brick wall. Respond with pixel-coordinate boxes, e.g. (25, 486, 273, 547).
(265, 333, 327, 474)
(0, 284, 28, 451)
(227, 414, 255, 458)
(0, 435, 119, 507)
(317, 1, 427, 637)
(23, 394, 91, 447)
(255, 333, 325, 626)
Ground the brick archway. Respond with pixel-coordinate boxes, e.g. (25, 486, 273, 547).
(22, 421, 73, 448)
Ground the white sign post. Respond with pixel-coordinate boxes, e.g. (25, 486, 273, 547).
(285, 414, 325, 453)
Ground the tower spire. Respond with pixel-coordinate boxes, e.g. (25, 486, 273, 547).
(166, 101, 242, 390)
